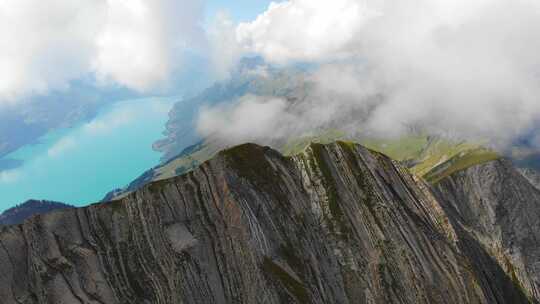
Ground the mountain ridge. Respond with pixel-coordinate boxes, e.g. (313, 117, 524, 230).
(0, 141, 536, 303)
(105, 133, 500, 201)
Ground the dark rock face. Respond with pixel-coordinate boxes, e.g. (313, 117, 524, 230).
(0, 200, 73, 226)
(518, 167, 540, 190)
(0, 143, 534, 303)
(433, 159, 540, 302)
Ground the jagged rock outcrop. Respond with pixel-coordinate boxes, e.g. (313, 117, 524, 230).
(0, 142, 533, 303)
(433, 159, 540, 302)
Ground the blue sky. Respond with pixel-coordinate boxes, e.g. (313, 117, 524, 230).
(206, 0, 272, 22)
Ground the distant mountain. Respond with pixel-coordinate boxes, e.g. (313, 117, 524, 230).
(0, 200, 73, 226)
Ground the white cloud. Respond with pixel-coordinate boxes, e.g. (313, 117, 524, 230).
(219, 0, 540, 147)
(0, 0, 204, 103)
(207, 12, 244, 80)
(93, 0, 205, 90)
(0, 0, 104, 102)
(197, 95, 292, 143)
(236, 0, 379, 63)
(195, 78, 380, 146)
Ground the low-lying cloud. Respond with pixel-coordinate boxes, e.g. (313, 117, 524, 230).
(197, 95, 291, 143)
(198, 0, 540, 148)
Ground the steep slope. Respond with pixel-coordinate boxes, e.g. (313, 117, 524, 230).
(0, 142, 530, 303)
(518, 167, 540, 190)
(0, 200, 73, 226)
(433, 159, 540, 301)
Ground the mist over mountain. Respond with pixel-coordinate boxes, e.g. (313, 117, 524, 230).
(200, 0, 540, 151)
(154, 56, 308, 161)
(4, 1, 540, 303)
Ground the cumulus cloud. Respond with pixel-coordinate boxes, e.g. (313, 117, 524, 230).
(0, 0, 104, 102)
(236, 0, 379, 63)
(0, 0, 204, 103)
(204, 0, 540, 148)
(93, 0, 205, 90)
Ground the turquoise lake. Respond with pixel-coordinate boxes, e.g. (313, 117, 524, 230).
(0, 96, 179, 211)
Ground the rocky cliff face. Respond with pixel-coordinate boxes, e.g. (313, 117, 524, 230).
(0, 142, 534, 303)
(518, 167, 540, 190)
(433, 159, 540, 302)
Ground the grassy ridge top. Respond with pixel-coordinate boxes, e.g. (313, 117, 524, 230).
(281, 132, 499, 184)
(119, 131, 500, 202)
(363, 136, 499, 184)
